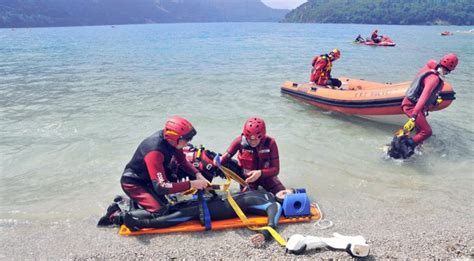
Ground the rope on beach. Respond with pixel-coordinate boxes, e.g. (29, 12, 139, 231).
(312, 202, 334, 230)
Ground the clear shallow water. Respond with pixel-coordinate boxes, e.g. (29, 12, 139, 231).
(0, 23, 473, 221)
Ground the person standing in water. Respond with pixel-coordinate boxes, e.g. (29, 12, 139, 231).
(402, 54, 459, 145)
(310, 48, 342, 88)
(217, 117, 286, 195)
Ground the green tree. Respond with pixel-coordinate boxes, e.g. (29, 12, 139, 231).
(282, 0, 474, 25)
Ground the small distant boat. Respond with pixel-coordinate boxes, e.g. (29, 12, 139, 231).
(364, 36, 396, 46)
(281, 77, 456, 125)
(354, 36, 396, 47)
(440, 31, 453, 36)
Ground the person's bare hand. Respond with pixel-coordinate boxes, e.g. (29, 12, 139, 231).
(190, 179, 209, 190)
(245, 170, 261, 183)
(195, 172, 208, 182)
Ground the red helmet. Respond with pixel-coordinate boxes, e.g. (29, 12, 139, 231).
(164, 116, 196, 146)
(243, 117, 266, 140)
(439, 53, 458, 71)
(329, 48, 341, 60)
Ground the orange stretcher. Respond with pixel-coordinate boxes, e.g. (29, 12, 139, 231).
(119, 205, 320, 236)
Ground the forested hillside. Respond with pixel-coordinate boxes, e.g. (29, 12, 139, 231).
(282, 0, 473, 25)
(0, 0, 288, 28)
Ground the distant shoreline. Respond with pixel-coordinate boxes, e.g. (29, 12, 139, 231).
(2, 21, 474, 30)
(1, 21, 280, 30)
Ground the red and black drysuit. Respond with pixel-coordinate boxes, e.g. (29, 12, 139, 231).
(221, 135, 285, 194)
(121, 130, 200, 213)
(310, 54, 341, 87)
(371, 30, 380, 43)
(402, 60, 444, 144)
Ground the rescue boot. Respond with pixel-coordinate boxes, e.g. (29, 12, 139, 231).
(97, 203, 121, 227)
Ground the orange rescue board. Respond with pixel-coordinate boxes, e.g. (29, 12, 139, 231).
(119, 206, 320, 236)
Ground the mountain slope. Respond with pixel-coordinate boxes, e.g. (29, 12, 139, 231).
(282, 0, 474, 25)
(0, 0, 288, 28)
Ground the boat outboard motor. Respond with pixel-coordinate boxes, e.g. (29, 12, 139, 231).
(286, 233, 370, 257)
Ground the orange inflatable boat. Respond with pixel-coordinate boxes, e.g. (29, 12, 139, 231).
(281, 77, 456, 125)
(119, 205, 320, 236)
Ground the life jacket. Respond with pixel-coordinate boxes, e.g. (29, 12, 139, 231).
(181, 144, 243, 181)
(405, 69, 444, 107)
(237, 136, 275, 176)
(371, 31, 378, 40)
(311, 54, 332, 86)
(182, 145, 222, 181)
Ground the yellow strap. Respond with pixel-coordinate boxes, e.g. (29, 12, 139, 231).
(222, 172, 287, 246)
(183, 161, 245, 195)
(182, 187, 197, 196)
(220, 166, 247, 187)
(182, 184, 226, 196)
(180, 166, 287, 246)
(252, 226, 286, 245)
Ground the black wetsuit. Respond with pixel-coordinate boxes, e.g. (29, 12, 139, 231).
(123, 190, 282, 239)
(355, 35, 365, 43)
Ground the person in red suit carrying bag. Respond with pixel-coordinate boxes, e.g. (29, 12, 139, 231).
(402, 53, 459, 145)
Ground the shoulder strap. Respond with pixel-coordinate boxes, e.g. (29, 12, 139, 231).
(263, 137, 271, 147)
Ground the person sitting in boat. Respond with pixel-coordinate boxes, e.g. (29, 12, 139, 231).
(371, 29, 381, 43)
(401, 53, 459, 147)
(216, 117, 286, 195)
(99, 116, 210, 224)
(355, 34, 365, 43)
(310, 48, 342, 88)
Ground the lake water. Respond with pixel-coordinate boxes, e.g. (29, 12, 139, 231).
(0, 23, 473, 223)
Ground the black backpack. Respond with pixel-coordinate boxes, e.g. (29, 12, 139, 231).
(388, 134, 416, 159)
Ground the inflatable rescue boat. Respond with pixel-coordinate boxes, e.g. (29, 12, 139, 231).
(281, 77, 455, 125)
(357, 36, 396, 46)
(441, 31, 453, 36)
